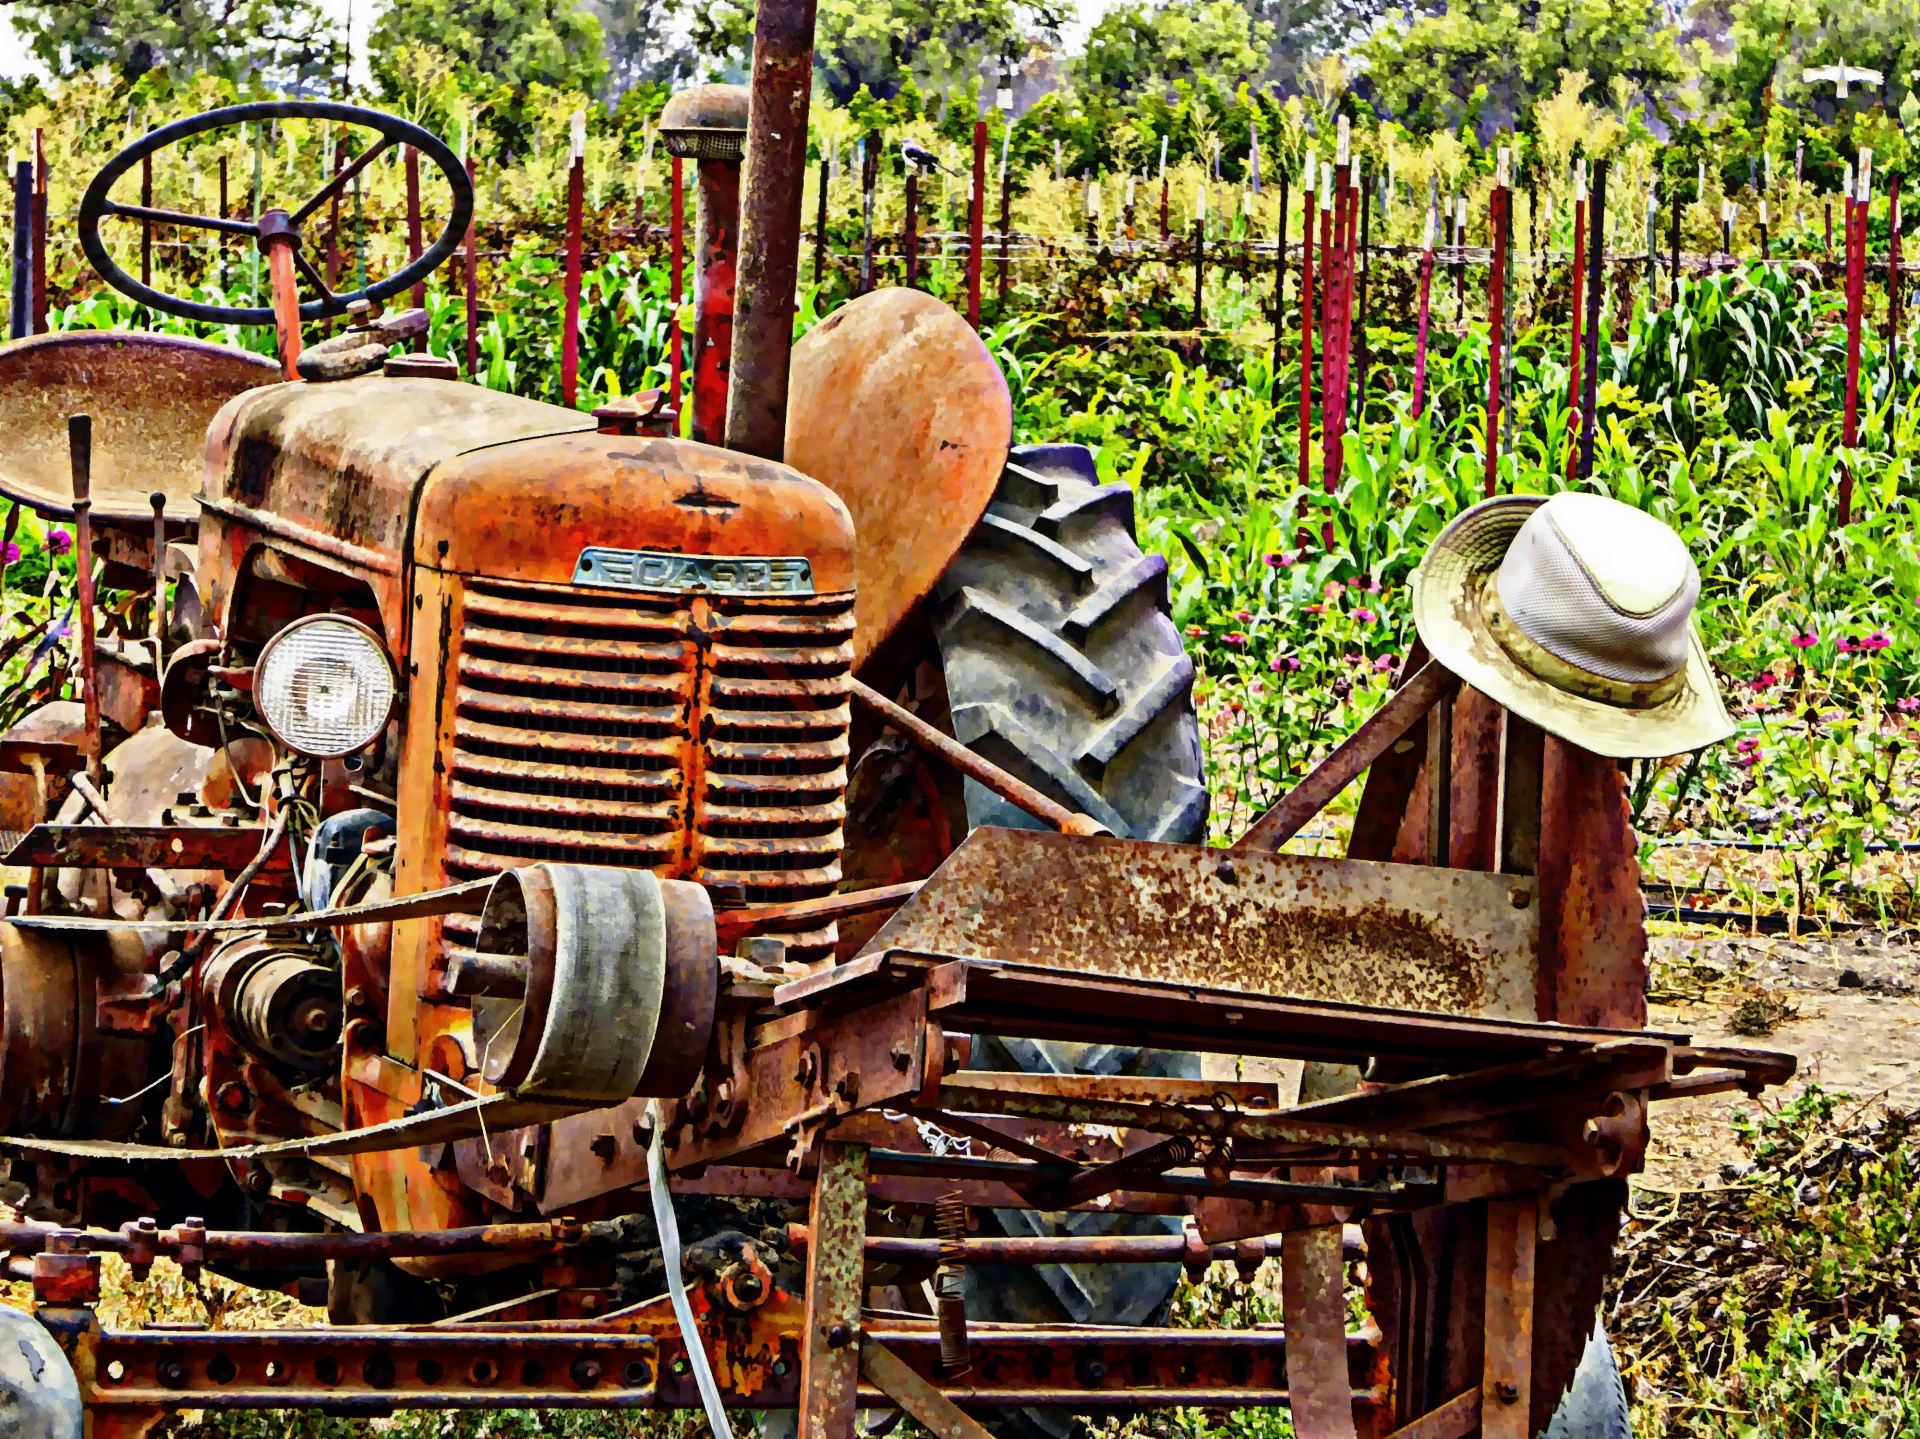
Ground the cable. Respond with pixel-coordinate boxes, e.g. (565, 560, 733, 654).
(647, 1098, 734, 1439)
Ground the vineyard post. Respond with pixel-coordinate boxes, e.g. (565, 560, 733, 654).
(997, 128, 1012, 307)
(324, 136, 343, 335)
(1271, 170, 1288, 376)
(561, 117, 585, 407)
(968, 119, 986, 329)
(463, 156, 478, 382)
(1159, 135, 1169, 242)
(1484, 149, 1510, 497)
(1315, 173, 1332, 503)
(8, 160, 26, 340)
(30, 129, 44, 334)
(669, 156, 685, 431)
(1323, 122, 1351, 503)
(1563, 162, 1588, 483)
(1888, 176, 1901, 364)
(1297, 162, 1315, 498)
(858, 133, 877, 295)
(1643, 182, 1657, 304)
(68, 415, 101, 784)
(1412, 200, 1434, 419)
(1759, 197, 1770, 262)
(812, 157, 828, 285)
(140, 150, 152, 288)
(1839, 154, 1867, 526)
(903, 167, 919, 288)
(1353, 166, 1372, 424)
(1192, 180, 1205, 331)
(1577, 159, 1607, 482)
(1824, 198, 1832, 254)
(1668, 178, 1681, 307)
(1453, 193, 1467, 325)
(407, 145, 427, 352)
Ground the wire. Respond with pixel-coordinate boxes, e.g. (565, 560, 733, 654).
(647, 1098, 734, 1439)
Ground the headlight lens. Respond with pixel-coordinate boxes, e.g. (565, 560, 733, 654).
(255, 616, 397, 758)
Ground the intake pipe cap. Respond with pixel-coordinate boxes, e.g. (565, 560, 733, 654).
(659, 84, 750, 161)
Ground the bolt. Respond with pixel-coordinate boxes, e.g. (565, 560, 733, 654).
(794, 1052, 816, 1086)
(1495, 1381, 1520, 1405)
(346, 986, 370, 1011)
(890, 1044, 912, 1072)
(217, 1082, 250, 1113)
(1214, 861, 1238, 885)
(571, 1357, 604, 1388)
(591, 1133, 618, 1162)
(825, 1324, 853, 1350)
(245, 1168, 270, 1195)
(1509, 886, 1530, 909)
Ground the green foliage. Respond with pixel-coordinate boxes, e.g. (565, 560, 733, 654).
(1072, 1, 1275, 103)
(7, 0, 336, 86)
(367, 0, 610, 106)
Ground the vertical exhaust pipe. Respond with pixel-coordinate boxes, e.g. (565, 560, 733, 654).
(659, 86, 749, 447)
(725, 0, 820, 462)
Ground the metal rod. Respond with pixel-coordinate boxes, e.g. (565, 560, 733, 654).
(463, 156, 478, 380)
(725, 0, 819, 461)
(1354, 167, 1372, 424)
(691, 154, 740, 445)
(1840, 184, 1864, 525)
(1412, 210, 1433, 419)
(903, 169, 918, 287)
(30, 129, 45, 335)
(140, 152, 152, 288)
(848, 677, 1105, 837)
(1192, 210, 1205, 330)
(812, 157, 828, 285)
(1577, 159, 1607, 482)
(149, 492, 166, 662)
(562, 147, 584, 406)
(968, 120, 986, 329)
(1271, 172, 1288, 377)
(1298, 174, 1315, 497)
(405, 144, 425, 349)
(1484, 181, 1508, 496)
(7, 160, 26, 339)
(784, 1226, 1362, 1268)
(1563, 191, 1587, 483)
(68, 415, 100, 783)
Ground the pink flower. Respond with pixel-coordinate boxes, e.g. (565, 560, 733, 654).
(1223, 631, 1248, 646)
(1303, 604, 1324, 614)
(1900, 696, 1920, 714)
(1374, 654, 1397, 672)
(1263, 552, 1295, 568)
(0, 542, 16, 564)
(1233, 610, 1252, 623)
(1863, 631, 1892, 650)
(1343, 651, 1364, 665)
(1364, 578, 1382, 594)
(45, 528, 71, 557)
(1270, 656, 1300, 672)
(1835, 637, 1854, 653)
(1324, 581, 1344, 599)
(1185, 625, 1206, 638)
(1353, 607, 1376, 623)
(1736, 737, 1760, 753)
(1736, 746, 1763, 769)
(1749, 673, 1777, 691)
(1789, 631, 1818, 648)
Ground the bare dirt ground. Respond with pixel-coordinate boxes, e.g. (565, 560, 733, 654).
(1643, 924, 1920, 1189)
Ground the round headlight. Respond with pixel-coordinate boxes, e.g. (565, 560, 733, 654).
(255, 615, 397, 758)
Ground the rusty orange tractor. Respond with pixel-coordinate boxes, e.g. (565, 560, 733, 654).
(0, 62, 1784, 1439)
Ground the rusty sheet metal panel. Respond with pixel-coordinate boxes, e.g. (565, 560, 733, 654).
(0, 332, 277, 527)
(860, 827, 1539, 1020)
(784, 289, 1011, 667)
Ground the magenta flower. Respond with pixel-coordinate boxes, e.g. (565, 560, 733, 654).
(1303, 603, 1324, 614)
(1270, 656, 1300, 672)
(1353, 607, 1376, 623)
(1749, 673, 1777, 691)
(1, 542, 16, 564)
(1736, 737, 1760, 753)
(1374, 654, 1397, 672)
(1836, 637, 1854, 653)
(1862, 631, 1892, 650)
(1342, 651, 1365, 665)
(1223, 631, 1248, 646)
(45, 528, 71, 557)
(1263, 551, 1295, 568)
(1185, 625, 1206, 638)
(1323, 581, 1344, 599)
(1233, 609, 1253, 623)
(1899, 697, 1920, 714)
(1363, 578, 1382, 594)
(1789, 631, 1818, 648)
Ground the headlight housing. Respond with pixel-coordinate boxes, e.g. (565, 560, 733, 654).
(255, 615, 397, 758)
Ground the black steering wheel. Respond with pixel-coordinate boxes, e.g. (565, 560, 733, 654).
(78, 100, 474, 326)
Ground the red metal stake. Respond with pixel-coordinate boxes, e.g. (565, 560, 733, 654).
(670, 156, 685, 431)
(1839, 190, 1864, 525)
(1160, 176, 1169, 242)
(1411, 215, 1433, 420)
(30, 128, 45, 334)
(1484, 183, 1509, 497)
(562, 144, 585, 407)
(463, 156, 478, 381)
(405, 145, 425, 349)
(1889, 181, 1902, 353)
(968, 120, 986, 329)
(1563, 194, 1588, 484)
(1316, 196, 1332, 500)
(324, 135, 343, 333)
(68, 415, 100, 784)
(1321, 165, 1349, 501)
(140, 153, 152, 289)
(1297, 177, 1315, 497)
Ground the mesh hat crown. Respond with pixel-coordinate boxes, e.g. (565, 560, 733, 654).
(1409, 493, 1734, 759)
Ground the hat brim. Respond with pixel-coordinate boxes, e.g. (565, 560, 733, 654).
(1409, 496, 1735, 760)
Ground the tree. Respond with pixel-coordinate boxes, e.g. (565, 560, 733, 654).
(9, 0, 336, 87)
(367, 0, 609, 103)
(1246, 0, 1420, 95)
(1357, 0, 1685, 137)
(586, 0, 700, 97)
(1071, 0, 1274, 101)
(686, 0, 1064, 105)
(1689, 0, 1920, 139)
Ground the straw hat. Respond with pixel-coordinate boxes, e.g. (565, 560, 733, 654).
(1409, 492, 1733, 759)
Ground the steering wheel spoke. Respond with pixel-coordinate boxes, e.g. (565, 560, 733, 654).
(101, 198, 259, 239)
(79, 100, 472, 328)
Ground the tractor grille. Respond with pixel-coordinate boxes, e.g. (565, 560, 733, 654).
(437, 575, 853, 965)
